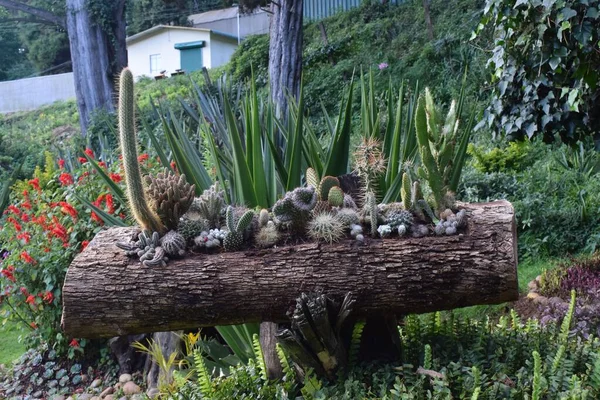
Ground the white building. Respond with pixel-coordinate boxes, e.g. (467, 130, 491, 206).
(188, 6, 270, 38)
(126, 25, 239, 79)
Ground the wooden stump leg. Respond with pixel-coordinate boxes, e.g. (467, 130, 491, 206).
(260, 322, 283, 379)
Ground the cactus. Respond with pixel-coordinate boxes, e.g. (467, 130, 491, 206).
(327, 186, 344, 207)
(401, 173, 412, 211)
(194, 229, 226, 249)
(386, 210, 414, 231)
(223, 206, 254, 251)
(145, 170, 195, 230)
(255, 222, 280, 248)
(335, 208, 360, 228)
(118, 69, 165, 234)
(258, 209, 270, 228)
(365, 191, 378, 237)
(307, 212, 345, 244)
(273, 187, 317, 227)
(160, 230, 186, 257)
(377, 224, 392, 238)
(306, 167, 320, 190)
(353, 137, 386, 197)
(187, 182, 225, 228)
(142, 246, 168, 268)
(117, 230, 169, 267)
(411, 224, 429, 238)
(343, 194, 357, 209)
(178, 218, 209, 242)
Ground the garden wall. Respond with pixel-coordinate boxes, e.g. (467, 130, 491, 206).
(0, 73, 76, 114)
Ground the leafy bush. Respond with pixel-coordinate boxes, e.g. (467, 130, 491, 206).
(468, 140, 540, 173)
(168, 304, 600, 399)
(0, 150, 131, 354)
(477, 0, 600, 144)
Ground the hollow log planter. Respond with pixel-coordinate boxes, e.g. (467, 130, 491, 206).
(61, 200, 518, 338)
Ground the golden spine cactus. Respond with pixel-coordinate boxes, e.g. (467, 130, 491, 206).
(145, 169, 195, 230)
(118, 69, 165, 234)
(401, 173, 412, 210)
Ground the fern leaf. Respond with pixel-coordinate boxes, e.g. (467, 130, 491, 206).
(252, 333, 268, 381)
(193, 349, 213, 397)
(349, 320, 366, 368)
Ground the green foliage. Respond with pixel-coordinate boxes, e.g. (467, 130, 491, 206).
(468, 141, 539, 173)
(477, 0, 600, 144)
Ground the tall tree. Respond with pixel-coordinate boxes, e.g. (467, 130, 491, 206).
(0, 0, 127, 135)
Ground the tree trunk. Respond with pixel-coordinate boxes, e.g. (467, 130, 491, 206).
(423, 0, 434, 40)
(268, 0, 303, 117)
(62, 201, 518, 338)
(66, 0, 127, 135)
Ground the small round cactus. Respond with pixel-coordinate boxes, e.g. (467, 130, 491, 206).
(255, 222, 280, 248)
(377, 224, 392, 238)
(327, 186, 344, 207)
(307, 212, 345, 244)
(178, 218, 208, 242)
(258, 209, 270, 227)
(160, 230, 186, 257)
(335, 208, 360, 228)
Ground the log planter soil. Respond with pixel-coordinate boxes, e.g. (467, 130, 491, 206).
(61, 200, 518, 338)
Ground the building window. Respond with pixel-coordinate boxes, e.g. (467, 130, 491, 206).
(149, 54, 161, 75)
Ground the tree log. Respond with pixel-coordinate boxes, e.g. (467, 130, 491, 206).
(61, 201, 518, 338)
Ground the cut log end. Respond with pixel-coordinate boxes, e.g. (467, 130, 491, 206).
(61, 200, 519, 338)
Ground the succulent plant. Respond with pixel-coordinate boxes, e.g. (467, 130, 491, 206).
(401, 172, 412, 210)
(117, 69, 165, 234)
(307, 212, 346, 244)
(350, 224, 364, 242)
(435, 209, 467, 236)
(335, 208, 360, 228)
(160, 230, 186, 257)
(411, 224, 429, 238)
(145, 169, 195, 230)
(186, 182, 225, 228)
(258, 209, 270, 227)
(142, 246, 168, 268)
(365, 191, 378, 237)
(306, 167, 346, 208)
(194, 229, 226, 249)
(117, 231, 169, 267)
(353, 137, 386, 197)
(255, 222, 280, 248)
(386, 209, 414, 232)
(273, 187, 317, 227)
(223, 206, 255, 251)
(178, 218, 209, 242)
(343, 193, 358, 209)
(377, 224, 392, 238)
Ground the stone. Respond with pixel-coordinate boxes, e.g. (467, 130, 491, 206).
(91, 397, 101, 400)
(118, 397, 128, 400)
(50, 396, 66, 400)
(527, 292, 540, 300)
(146, 388, 160, 399)
(90, 378, 102, 389)
(118, 373, 132, 384)
(527, 280, 539, 292)
(99, 387, 114, 398)
(77, 395, 94, 400)
(122, 381, 142, 396)
(32, 390, 43, 398)
(113, 382, 122, 391)
(66, 397, 74, 400)
(104, 397, 114, 400)
(131, 395, 144, 400)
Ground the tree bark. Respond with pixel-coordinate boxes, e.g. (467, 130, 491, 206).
(268, 0, 303, 117)
(61, 201, 518, 338)
(423, 0, 434, 40)
(66, 0, 127, 135)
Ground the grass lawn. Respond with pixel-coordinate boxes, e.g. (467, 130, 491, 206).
(0, 319, 26, 365)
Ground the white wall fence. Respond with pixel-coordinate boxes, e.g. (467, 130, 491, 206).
(0, 73, 76, 114)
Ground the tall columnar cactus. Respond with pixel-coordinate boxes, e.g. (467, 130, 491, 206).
(118, 69, 165, 234)
(415, 88, 463, 215)
(223, 206, 255, 251)
(366, 191, 378, 237)
(353, 137, 386, 198)
(401, 173, 412, 210)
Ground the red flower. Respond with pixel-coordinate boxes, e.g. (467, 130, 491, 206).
(22, 189, 29, 197)
(17, 232, 31, 244)
(105, 194, 115, 214)
(7, 217, 22, 232)
(69, 339, 79, 347)
(58, 159, 65, 169)
(84, 148, 94, 158)
(170, 161, 177, 172)
(20, 287, 28, 295)
(20, 251, 35, 264)
(81, 240, 90, 251)
(22, 201, 32, 210)
(59, 172, 74, 186)
(59, 201, 78, 220)
(1, 266, 16, 282)
(138, 154, 149, 162)
(28, 178, 40, 191)
(30, 322, 38, 329)
(7, 205, 21, 215)
(109, 173, 122, 183)
(26, 295, 35, 305)
(21, 213, 29, 222)
(42, 291, 54, 304)
(78, 157, 87, 164)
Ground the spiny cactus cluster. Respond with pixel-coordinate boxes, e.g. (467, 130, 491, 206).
(189, 183, 225, 228)
(273, 186, 317, 227)
(434, 209, 468, 236)
(194, 229, 226, 248)
(353, 137, 386, 197)
(306, 168, 346, 213)
(116, 231, 169, 268)
(223, 206, 255, 251)
(145, 170, 195, 230)
(307, 212, 345, 244)
(160, 230, 186, 257)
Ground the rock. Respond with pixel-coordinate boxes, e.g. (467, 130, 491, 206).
(91, 397, 101, 400)
(113, 382, 122, 391)
(122, 381, 142, 396)
(118, 397, 128, 400)
(104, 397, 114, 400)
(66, 397, 74, 400)
(81, 374, 89, 383)
(32, 390, 43, 398)
(527, 292, 540, 300)
(131, 395, 144, 400)
(118, 373, 132, 384)
(77, 395, 94, 400)
(527, 280, 539, 292)
(147, 388, 160, 399)
(90, 378, 103, 389)
(100, 387, 114, 398)
(50, 396, 66, 400)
